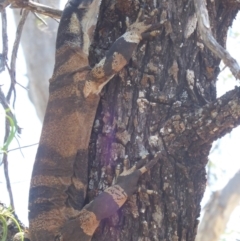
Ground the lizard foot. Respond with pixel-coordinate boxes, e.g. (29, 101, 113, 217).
(124, 7, 162, 43)
(115, 152, 162, 197)
(138, 187, 158, 195)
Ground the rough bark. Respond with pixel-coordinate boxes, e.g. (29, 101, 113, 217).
(2, 0, 240, 240)
(196, 170, 240, 241)
(84, 0, 240, 240)
(12, 0, 60, 122)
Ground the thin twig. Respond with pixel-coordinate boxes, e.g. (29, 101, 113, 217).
(33, 12, 48, 26)
(16, 81, 29, 91)
(7, 9, 29, 102)
(7, 143, 39, 153)
(2, 152, 15, 209)
(53, 18, 60, 23)
(220, 65, 227, 73)
(0, 87, 20, 210)
(10, 0, 62, 19)
(0, 86, 15, 120)
(14, 136, 24, 157)
(0, 88, 15, 210)
(0, 0, 10, 10)
(0, 8, 8, 73)
(194, 0, 240, 80)
(0, 0, 31, 216)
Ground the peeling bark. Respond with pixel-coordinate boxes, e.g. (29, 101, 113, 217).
(194, 0, 240, 79)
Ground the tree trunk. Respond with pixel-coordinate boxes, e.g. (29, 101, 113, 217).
(85, 0, 240, 240)
(12, 0, 60, 122)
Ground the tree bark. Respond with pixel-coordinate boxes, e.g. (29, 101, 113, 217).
(12, 0, 60, 122)
(85, 0, 240, 240)
(3, 0, 240, 240)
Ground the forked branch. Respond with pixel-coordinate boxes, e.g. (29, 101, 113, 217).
(194, 0, 240, 80)
(188, 86, 240, 144)
(10, 0, 62, 19)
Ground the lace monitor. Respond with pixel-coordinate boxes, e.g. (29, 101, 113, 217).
(28, 1, 162, 240)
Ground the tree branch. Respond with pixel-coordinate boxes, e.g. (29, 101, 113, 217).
(0, 87, 16, 210)
(194, 0, 240, 80)
(187, 86, 240, 144)
(160, 87, 240, 156)
(10, 0, 62, 19)
(196, 170, 240, 241)
(0, 7, 28, 212)
(7, 9, 29, 103)
(222, 0, 240, 7)
(2, 153, 15, 209)
(0, 8, 8, 73)
(0, 0, 10, 10)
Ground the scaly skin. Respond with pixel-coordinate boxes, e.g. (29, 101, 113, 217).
(28, 1, 161, 240)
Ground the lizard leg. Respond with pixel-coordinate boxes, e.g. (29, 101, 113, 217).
(83, 8, 162, 97)
(60, 153, 162, 240)
(28, 2, 102, 241)
(84, 152, 161, 221)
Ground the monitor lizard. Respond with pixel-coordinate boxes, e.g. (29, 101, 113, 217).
(28, 1, 162, 240)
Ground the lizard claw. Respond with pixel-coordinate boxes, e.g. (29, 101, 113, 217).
(115, 152, 161, 196)
(139, 151, 162, 174)
(138, 187, 158, 195)
(137, 7, 159, 22)
(141, 30, 161, 40)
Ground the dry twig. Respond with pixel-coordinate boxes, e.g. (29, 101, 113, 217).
(0, 87, 15, 210)
(2, 153, 15, 209)
(194, 0, 240, 80)
(0, 87, 16, 126)
(10, 0, 62, 19)
(0, 4, 31, 212)
(33, 11, 48, 26)
(7, 9, 29, 103)
(0, 8, 8, 73)
(7, 143, 38, 153)
(0, 0, 10, 10)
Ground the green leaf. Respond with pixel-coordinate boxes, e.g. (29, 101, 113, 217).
(0, 206, 23, 241)
(0, 214, 8, 241)
(0, 109, 18, 154)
